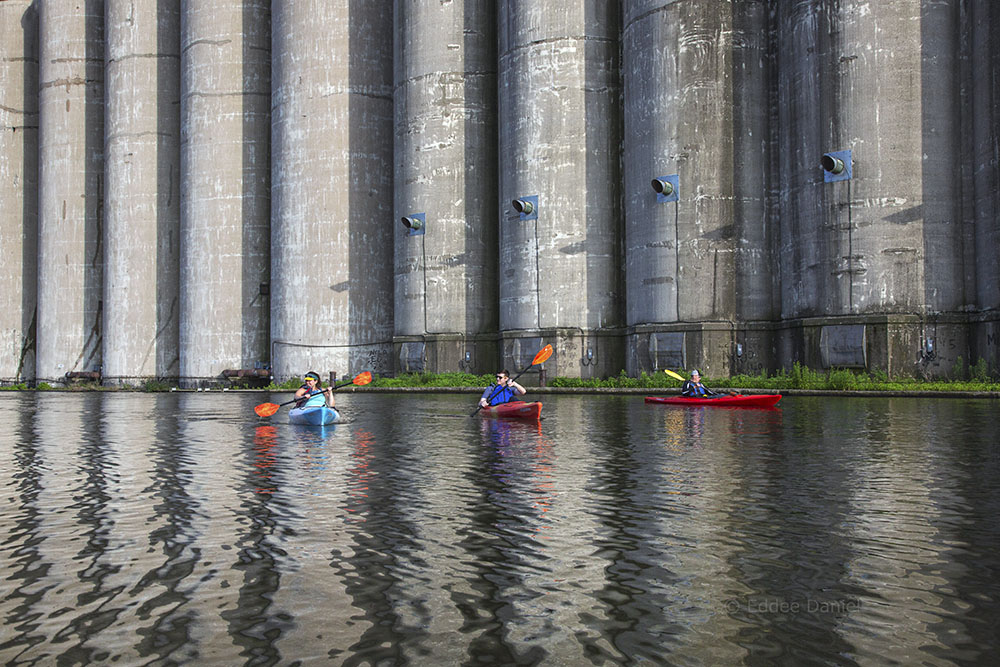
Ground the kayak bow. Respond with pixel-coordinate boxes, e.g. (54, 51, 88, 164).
(288, 405, 340, 425)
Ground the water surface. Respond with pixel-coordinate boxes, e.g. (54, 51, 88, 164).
(1, 392, 998, 665)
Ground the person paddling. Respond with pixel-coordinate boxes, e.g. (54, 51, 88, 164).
(681, 369, 719, 398)
(295, 371, 335, 409)
(478, 369, 526, 408)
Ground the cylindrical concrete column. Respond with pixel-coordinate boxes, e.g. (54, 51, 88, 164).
(393, 0, 497, 373)
(731, 0, 773, 322)
(775, 1, 829, 320)
(36, 0, 104, 385)
(624, 0, 747, 325)
(103, 0, 181, 386)
(498, 0, 622, 377)
(778, 0, 964, 318)
(970, 1, 999, 313)
(0, 1, 38, 383)
(624, 0, 763, 376)
(271, 2, 394, 382)
(179, 0, 270, 386)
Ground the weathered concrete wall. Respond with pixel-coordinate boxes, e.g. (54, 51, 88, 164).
(623, 0, 769, 378)
(777, 0, 964, 319)
(774, 0, 970, 375)
(103, 0, 180, 385)
(393, 0, 498, 375)
(179, 0, 270, 386)
(271, 1, 394, 383)
(498, 0, 623, 379)
(36, 0, 104, 385)
(0, 0, 38, 383)
(968, 1, 1000, 373)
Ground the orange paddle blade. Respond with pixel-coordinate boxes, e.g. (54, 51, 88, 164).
(353, 371, 373, 386)
(532, 344, 553, 366)
(254, 402, 279, 418)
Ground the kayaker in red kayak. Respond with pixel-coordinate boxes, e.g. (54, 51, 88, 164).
(295, 371, 336, 409)
(681, 369, 720, 398)
(479, 369, 527, 408)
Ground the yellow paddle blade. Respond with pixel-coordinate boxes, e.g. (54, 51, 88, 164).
(254, 402, 279, 417)
(532, 344, 553, 366)
(664, 369, 685, 382)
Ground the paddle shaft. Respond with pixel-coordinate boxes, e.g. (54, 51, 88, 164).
(472, 369, 531, 416)
(275, 377, 356, 408)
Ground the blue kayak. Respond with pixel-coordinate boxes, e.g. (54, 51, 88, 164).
(288, 405, 340, 426)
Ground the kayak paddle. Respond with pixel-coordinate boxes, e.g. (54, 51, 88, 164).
(254, 371, 373, 417)
(470, 344, 553, 417)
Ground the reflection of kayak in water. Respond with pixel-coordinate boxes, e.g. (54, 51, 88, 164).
(479, 401, 543, 420)
(644, 394, 782, 408)
(288, 405, 340, 425)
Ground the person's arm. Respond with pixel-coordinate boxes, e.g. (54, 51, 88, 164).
(509, 380, 526, 396)
(325, 386, 335, 407)
(681, 380, 693, 396)
(479, 384, 495, 408)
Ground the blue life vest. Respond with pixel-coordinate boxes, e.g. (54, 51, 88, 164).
(481, 384, 518, 406)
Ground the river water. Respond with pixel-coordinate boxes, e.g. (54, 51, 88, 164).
(1, 391, 998, 665)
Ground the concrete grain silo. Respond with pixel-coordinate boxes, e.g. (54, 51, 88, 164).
(179, 0, 270, 387)
(623, 0, 770, 378)
(0, 0, 38, 384)
(775, 0, 967, 377)
(103, 0, 180, 386)
(968, 1, 1000, 375)
(498, 0, 623, 380)
(393, 0, 498, 375)
(271, 1, 394, 383)
(35, 0, 104, 386)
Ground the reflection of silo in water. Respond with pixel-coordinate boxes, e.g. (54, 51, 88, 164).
(103, 0, 180, 385)
(628, 399, 748, 662)
(179, 1, 270, 387)
(0, 1, 38, 382)
(776, 1, 963, 318)
(498, 3, 621, 378)
(393, 1, 498, 374)
(35, 1, 103, 384)
(623, 1, 768, 377)
(29, 395, 102, 623)
(836, 399, 948, 658)
(174, 392, 254, 662)
(271, 4, 394, 382)
(271, 424, 365, 658)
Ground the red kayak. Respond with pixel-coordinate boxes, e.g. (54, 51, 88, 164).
(480, 401, 543, 420)
(644, 394, 781, 408)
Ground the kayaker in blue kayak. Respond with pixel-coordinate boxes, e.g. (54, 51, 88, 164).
(479, 369, 526, 407)
(295, 371, 335, 409)
(681, 369, 719, 398)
